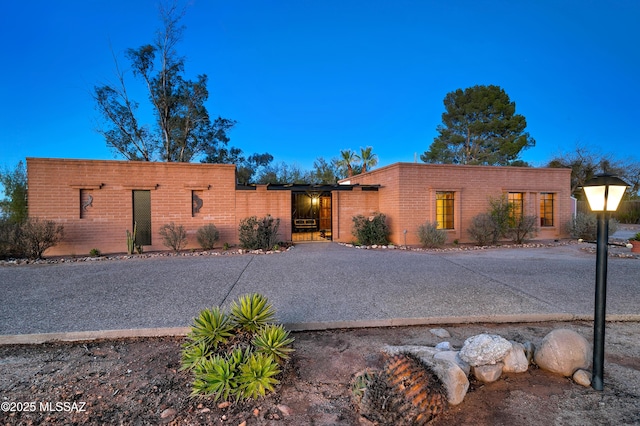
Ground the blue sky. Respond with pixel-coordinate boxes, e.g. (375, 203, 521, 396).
(1, 0, 639, 174)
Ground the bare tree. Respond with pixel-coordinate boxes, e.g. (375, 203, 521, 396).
(94, 3, 235, 162)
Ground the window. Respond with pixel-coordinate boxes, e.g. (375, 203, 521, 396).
(540, 193, 554, 227)
(508, 192, 524, 219)
(133, 190, 152, 245)
(436, 191, 455, 229)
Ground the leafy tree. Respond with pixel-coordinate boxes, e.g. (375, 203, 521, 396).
(309, 157, 341, 184)
(337, 149, 359, 177)
(0, 161, 28, 224)
(257, 162, 309, 184)
(421, 85, 535, 166)
(235, 153, 274, 185)
(94, 3, 236, 162)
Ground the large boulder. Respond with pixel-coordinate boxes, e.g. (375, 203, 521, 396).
(502, 341, 530, 373)
(459, 334, 512, 366)
(533, 329, 590, 376)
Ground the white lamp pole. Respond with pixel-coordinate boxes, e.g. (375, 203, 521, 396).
(582, 174, 628, 391)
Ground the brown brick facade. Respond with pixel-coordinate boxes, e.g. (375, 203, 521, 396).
(27, 158, 571, 256)
(343, 163, 572, 245)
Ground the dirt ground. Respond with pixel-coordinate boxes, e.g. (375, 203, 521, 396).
(1, 321, 639, 425)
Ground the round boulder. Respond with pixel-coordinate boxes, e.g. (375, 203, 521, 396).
(534, 329, 590, 376)
(459, 334, 512, 366)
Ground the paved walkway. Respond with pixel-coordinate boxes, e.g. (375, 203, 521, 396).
(1, 242, 639, 343)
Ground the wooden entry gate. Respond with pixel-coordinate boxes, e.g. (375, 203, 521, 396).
(291, 191, 331, 241)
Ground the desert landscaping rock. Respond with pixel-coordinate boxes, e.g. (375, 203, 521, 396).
(430, 357, 470, 405)
(459, 334, 512, 366)
(472, 363, 504, 383)
(534, 328, 591, 376)
(430, 328, 451, 338)
(435, 341, 453, 350)
(434, 350, 471, 375)
(572, 369, 592, 387)
(502, 341, 530, 373)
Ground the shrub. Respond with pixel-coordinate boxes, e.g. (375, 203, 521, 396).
(238, 215, 280, 250)
(20, 218, 64, 259)
(197, 223, 220, 250)
(352, 213, 389, 245)
(89, 248, 101, 257)
(468, 213, 496, 246)
(0, 219, 24, 259)
(417, 221, 447, 248)
(159, 222, 187, 252)
(505, 215, 538, 244)
(181, 293, 294, 402)
(488, 195, 513, 243)
(615, 200, 640, 224)
(469, 195, 539, 245)
(567, 213, 619, 240)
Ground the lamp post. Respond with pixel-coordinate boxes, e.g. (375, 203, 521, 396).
(582, 174, 628, 391)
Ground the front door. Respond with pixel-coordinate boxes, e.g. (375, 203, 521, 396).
(292, 191, 331, 241)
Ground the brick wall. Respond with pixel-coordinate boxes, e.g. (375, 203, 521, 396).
(27, 158, 239, 255)
(331, 187, 380, 242)
(234, 186, 292, 243)
(345, 163, 572, 245)
(27, 158, 572, 256)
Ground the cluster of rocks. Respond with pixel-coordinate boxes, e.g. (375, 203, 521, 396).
(384, 327, 592, 406)
(0, 246, 293, 266)
(340, 240, 576, 253)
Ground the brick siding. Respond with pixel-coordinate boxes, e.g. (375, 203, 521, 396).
(27, 159, 571, 256)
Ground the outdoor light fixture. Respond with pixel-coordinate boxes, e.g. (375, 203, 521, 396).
(582, 173, 628, 391)
(583, 174, 628, 212)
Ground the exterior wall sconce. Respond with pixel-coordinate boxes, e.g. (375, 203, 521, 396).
(582, 174, 628, 391)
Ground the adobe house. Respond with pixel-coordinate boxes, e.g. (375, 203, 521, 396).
(27, 158, 571, 256)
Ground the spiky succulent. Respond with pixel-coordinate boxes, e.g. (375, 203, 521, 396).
(252, 324, 295, 364)
(237, 352, 280, 399)
(180, 341, 212, 372)
(230, 293, 276, 332)
(187, 306, 234, 349)
(181, 293, 291, 402)
(191, 355, 239, 401)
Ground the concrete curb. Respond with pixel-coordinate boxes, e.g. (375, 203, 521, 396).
(2, 314, 640, 345)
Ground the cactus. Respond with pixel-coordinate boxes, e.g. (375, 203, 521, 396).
(126, 222, 137, 255)
(357, 352, 447, 425)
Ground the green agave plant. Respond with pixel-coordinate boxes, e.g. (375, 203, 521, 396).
(182, 293, 291, 402)
(237, 352, 281, 399)
(230, 293, 276, 332)
(252, 324, 295, 364)
(180, 341, 211, 372)
(191, 355, 239, 401)
(228, 346, 252, 369)
(188, 306, 234, 349)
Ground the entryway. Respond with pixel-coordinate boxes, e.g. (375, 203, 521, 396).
(291, 191, 332, 242)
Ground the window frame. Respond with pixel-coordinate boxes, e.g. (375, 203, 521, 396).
(508, 192, 524, 219)
(539, 192, 555, 227)
(436, 191, 455, 230)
